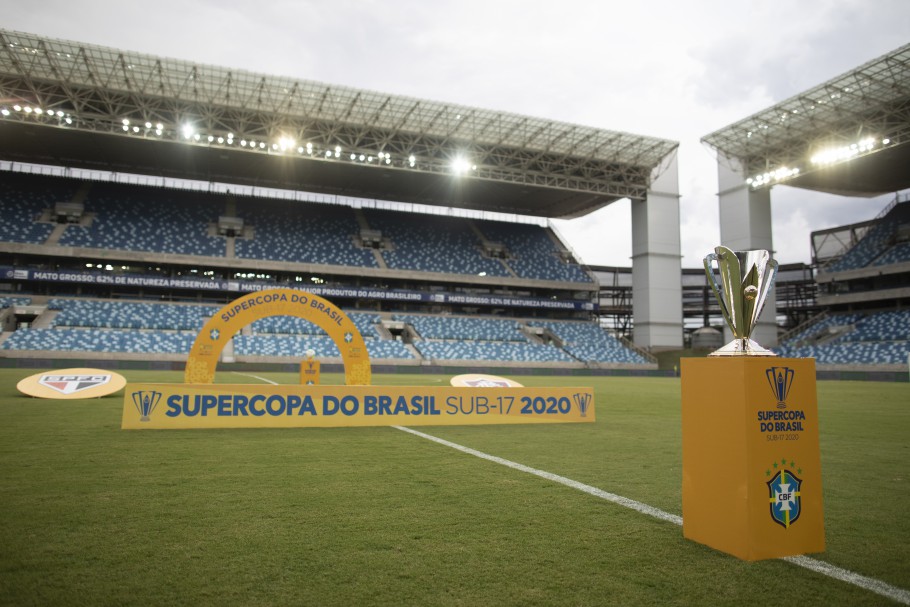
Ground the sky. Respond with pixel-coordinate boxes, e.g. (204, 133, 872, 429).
(5, 0, 910, 268)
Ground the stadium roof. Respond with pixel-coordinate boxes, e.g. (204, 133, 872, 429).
(0, 30, 678, 219)
(702, 43, 910, 197)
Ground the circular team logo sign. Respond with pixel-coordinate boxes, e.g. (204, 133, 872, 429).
(450, 373, 524, 388)
(17, 367, 127, 400)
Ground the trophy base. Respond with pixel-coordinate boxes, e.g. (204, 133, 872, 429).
(708, 338, 777, 357)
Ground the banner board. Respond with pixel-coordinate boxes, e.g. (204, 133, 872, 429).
(123, 384, 595, 429)
(121, 289, 596, 430)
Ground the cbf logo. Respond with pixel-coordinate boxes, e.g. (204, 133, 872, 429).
(766, 366, 795, 409)
(766, 459, 802, 529)
(39, 374, 111, 395)
(573, 393, 591, 417)
(131, 390, 162, 422)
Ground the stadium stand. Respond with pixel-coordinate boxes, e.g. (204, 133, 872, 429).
(58, 182, 226, 257)
(0, 170, 641, 370)
(235, 199, 377, 267)
(822, 198, 910, 272)
(529, 320, 651, 364)
(0, 173, 66, 244)
(776, 310, 910, 365)
(362, 209, 509, 276)
(477, 220, 592, 283)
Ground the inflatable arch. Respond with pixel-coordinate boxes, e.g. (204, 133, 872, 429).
(184, 289, 371, 385)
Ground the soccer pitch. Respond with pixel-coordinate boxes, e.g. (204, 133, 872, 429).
(0, 369, 907, 606)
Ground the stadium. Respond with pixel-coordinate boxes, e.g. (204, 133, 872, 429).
(0, 29, 908, 606)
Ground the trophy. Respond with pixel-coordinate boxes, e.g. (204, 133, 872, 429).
(703, 246, 778, 356)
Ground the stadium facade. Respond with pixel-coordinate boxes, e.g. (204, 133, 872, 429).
(0, 31, 907, 372)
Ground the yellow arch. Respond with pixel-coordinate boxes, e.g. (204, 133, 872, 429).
(184, 289, 371, 385)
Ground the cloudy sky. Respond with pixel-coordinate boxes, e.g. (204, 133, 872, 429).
(6, 1, 910, 267)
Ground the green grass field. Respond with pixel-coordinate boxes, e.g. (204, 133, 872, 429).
(0, 368, 907, 606)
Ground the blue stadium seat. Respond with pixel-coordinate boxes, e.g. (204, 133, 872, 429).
(363, 209, 509, 276)
(58, 183, 226, 256)
(235, 200, 376, 267)
(476, 221, 591, 282)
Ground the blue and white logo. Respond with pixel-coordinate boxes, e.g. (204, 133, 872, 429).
(767, 468, 802, 529)
(132, 390, 162, 422)
(766, 366, 795, 409)
(573, 393, 591, 417)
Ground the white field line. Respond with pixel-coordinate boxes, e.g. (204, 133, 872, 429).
(393, 426, 910, 606)
(229, 374, 909, 605)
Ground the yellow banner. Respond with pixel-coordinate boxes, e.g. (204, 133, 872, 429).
(123, 384, 595, 429)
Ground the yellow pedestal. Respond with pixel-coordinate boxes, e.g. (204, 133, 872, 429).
(681, 357, 824, 561)
(300, 359, 321, 385)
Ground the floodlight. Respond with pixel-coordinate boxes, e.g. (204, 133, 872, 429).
(13, 105, 21, 111)
(452, 156, 471, 175)
(182, 124, 194, 139)
(34, 108, 43, 115)
(145, 122, 152, 129)
(122, 118, 130, 126)
(350, 153, 356, 160)
(1, 109, 9, 116)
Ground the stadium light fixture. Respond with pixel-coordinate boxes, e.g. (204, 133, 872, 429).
(747, 166, 799, 188)
(1, 109, 9, 116)
(810, 137, 877, 165)
(182, 124, 195, 139)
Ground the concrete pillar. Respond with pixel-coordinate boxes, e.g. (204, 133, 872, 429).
(632, 152, 683, 349)
(716, 153, 778, 347)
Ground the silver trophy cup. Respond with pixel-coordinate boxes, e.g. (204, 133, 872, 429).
(703, 246, 778, 356)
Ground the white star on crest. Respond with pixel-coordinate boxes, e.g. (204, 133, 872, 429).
(210, 329, 220, 341)
(344, 332, 353, 343)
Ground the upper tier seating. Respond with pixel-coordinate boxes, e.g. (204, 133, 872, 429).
(234, 200, 376, 267)
(476, 220, 592, 282)
(58, 183, 225, 256)
(0, 173, 72, 244)
(363, 209, 509, 276)
(873, 242, 910, 266)
(824, 201, 910, 272)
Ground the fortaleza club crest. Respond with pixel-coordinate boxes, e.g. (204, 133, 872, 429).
(766, 366, 795, 409)
(766, 459, 803, 529)
(39, 373, 111, 395)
